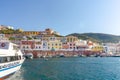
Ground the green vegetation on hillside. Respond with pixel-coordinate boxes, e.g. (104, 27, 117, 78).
(0, 29, 22, 34)
(67, 33, 120, 43)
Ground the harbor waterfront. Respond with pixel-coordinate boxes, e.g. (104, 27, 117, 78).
(1, 0, 120, 80)
(6, 57, 120, 80)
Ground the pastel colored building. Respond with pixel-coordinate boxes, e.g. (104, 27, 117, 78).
(91, 45, 104, 52)
(87, 41, 94, 49)
(21, 40, 35, 50)
(75, 40, 88, 51)
(62, 42, 69, 50)
(60, 37, 67, 43)
(67, 42, 76, 50)
(34, 40, 43, 50)
(42, 41, 48, 50)
(41, 37, 50, 41)
(40, 36, 57, 42)
(49, 37, 57, 41)
(47, 40, 62, 51)
(66, 36, 78, 42)
(21, 40, 43, 50)
(103, 43, 120, 54)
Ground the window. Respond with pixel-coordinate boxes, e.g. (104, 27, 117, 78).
(67, 38, 69, 42)
(73, 38, 75, 41)
(43, 43, 46, 46)
(77, 47, 79, 49)
(48, 47, 50, 49)
(59, 44, 61, 46)
(0, 56, 22, 63)
(27, 46, 29, 49)
(70, 38, 72, 42)
(23, 46, 25, 48)
(22, 42, 25, 44)
(74, 47, 75, 49)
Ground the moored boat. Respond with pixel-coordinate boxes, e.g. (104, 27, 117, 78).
(24, 53, 33, 59)
(0, 41, 25, 79)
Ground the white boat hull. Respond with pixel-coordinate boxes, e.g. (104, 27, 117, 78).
(0, 59, 25, 79)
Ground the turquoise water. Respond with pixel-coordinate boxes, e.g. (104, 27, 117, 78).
(7, 57, 120, 80)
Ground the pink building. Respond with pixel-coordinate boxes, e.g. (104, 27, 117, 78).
(21, 40, 35, 50)
(67, 42, 76, 50)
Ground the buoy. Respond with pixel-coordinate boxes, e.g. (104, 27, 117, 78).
(1, 43, 5, 47)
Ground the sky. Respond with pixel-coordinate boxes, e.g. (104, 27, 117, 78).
(0, 0, 120, 36)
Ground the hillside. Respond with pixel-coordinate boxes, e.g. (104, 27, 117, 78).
(67, 33, 120, 43)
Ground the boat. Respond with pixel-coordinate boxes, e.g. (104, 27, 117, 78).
(73, 54, 78, 57)
(59, 53, 65, 57)
(24, 53, 33, 59)
(0, 41, 25, 79)
(44, 58, 48, 61)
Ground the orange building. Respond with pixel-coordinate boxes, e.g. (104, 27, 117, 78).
(23, 31, 40, 36)
(62, 43, 69, 49)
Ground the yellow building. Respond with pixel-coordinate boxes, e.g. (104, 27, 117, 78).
(23, 31, 40, 36)
(47, 40, 62, 50)
(91, 45, 104, 52)
(66, 36, 78, 42)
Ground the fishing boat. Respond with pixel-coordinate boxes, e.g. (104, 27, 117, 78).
(0, 41, 25, 79)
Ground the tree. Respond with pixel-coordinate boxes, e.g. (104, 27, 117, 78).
(9, 37, 15, 40)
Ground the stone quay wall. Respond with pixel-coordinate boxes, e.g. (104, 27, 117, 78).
(24, 50, 102, 58)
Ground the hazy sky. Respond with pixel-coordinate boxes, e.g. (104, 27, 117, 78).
(0, 0, 120, 35)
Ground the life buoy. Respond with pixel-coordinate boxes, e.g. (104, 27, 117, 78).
(1, 43, 5, 47)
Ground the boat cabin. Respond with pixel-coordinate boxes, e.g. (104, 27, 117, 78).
(0, 42, 23, 63)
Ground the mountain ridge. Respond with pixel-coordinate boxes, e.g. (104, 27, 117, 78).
(67, 33, 120, 43)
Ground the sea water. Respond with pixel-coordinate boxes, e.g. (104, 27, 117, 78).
(6, 57, 120, 80)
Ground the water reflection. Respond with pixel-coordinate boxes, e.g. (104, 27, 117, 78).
(6, 68, 25, 80)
